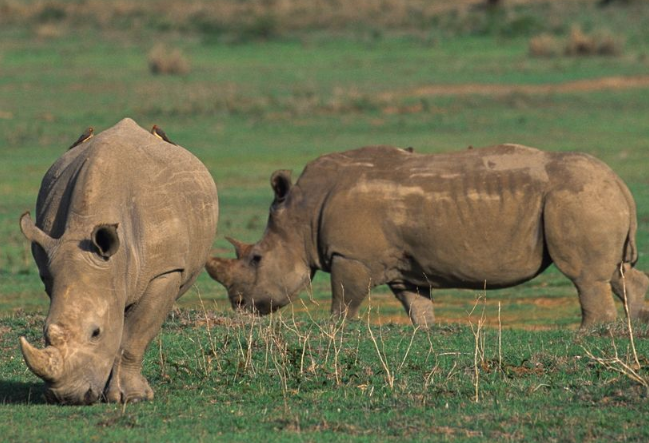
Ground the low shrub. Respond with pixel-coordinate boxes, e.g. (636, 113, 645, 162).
(529, 25, 624, 58)
(528, 33, 561, 57)
(148, 44, 191, 76)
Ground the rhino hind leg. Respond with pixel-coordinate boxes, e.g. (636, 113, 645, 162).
(543, 188, 630, 328)
(389, 284, 435, 327)
(105, 272, 181, 403)
(573, 281, 618, 328)
(611, 265, 649, 321)
(330, 255, 373, 320)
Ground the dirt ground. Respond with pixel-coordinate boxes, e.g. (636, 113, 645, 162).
(382, 75, 649, 101)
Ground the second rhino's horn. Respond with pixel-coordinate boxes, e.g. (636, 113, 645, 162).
(205, 257, 234, 286)
(19, 337, 64, 383)
(225, 236, 254, 259)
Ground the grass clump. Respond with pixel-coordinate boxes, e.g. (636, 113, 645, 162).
(564, 25, 624, 56)
(148, 44, 191, 76)
(528, 33, 562, 57)
(530, 25, 625, 58)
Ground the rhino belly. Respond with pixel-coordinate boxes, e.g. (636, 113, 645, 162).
(401, 187, 549, 289)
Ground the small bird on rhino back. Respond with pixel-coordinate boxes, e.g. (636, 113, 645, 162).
(68, 127, 93, 150)
(151, 124, 176, 145)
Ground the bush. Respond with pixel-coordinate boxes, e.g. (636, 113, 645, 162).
(529, 25, 624, 58)
(528, 33, 561, 57)
(564, 25, 624, 56)
(33, 24, 64, 40)
(148, 44, 191, 76)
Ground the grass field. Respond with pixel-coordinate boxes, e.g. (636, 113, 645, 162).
(1, 0, 649, 440)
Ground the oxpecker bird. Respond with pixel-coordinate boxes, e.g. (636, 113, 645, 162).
(151, 125, 177, 145)
(68, 127, 94, 150)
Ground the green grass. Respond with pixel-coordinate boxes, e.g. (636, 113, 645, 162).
(1, 312, 649, 441)
(2, 0, 649, 440)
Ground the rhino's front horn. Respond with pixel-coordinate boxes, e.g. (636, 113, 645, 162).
(225, 236, 253, 259)
(19, 212, 56, 253)
(206, 257, 234, 286)
(19, 337, 64, 383)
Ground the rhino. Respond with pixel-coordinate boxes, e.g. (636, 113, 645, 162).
(19, 118, 218, 404)
(206, 144, 648, 328)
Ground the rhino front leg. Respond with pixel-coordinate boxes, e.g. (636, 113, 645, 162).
(330, 255, 373, 320)
(105, 272, 181, 403)
(389, 284, 435, 327)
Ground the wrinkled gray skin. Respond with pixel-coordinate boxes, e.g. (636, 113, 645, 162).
(207, 144, 648, 328)
(20, 118, 218, 405)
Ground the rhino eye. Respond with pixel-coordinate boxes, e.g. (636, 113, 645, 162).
(91, 328, 101, 340)
(250, 254, 262, 266)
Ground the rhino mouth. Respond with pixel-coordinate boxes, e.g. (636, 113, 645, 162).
(233, 297, 285, 316)
(44, 381, 105, 405)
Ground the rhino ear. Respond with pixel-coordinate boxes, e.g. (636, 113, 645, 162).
(205, 257, 234, 287)
(91, 224, 120, 259)
(270, 170, 292, 204)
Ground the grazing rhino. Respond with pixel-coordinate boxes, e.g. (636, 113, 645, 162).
(206, 144, 648, 328)
(19, 118, 218, 404)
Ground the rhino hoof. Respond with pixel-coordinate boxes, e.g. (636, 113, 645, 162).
(105, 373, 154, 404)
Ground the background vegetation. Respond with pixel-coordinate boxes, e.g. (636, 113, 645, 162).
(1, 0, 648, 440)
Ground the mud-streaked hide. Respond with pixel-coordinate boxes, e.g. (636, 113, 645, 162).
(207, 144, 648, 328)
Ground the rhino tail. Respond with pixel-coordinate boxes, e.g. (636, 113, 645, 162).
(615, 175, 638, 266)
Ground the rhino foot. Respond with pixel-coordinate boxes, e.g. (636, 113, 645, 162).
(105, 371, 154, 404)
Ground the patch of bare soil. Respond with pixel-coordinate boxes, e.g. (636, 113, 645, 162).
(374, 296, 580, 329)
(380, 75, 649, 100)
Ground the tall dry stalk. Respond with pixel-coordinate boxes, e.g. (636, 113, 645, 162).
(197, 287, 222, 372)
(468, 284, 487, 402)
(365, 293, 395, 389)
(582, 264, 647, 393)
(619, 264, 640, 368)
(583, 337, 648, 394)
(498, 301, 502, 374)
(157, 335, 167, 380)
(300, 297, 346, 384)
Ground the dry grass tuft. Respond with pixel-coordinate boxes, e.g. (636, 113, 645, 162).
(528, 33, 561, 57)
(564, 25, 597, 56)
(530, 25, 624, 58)
(33, 23, 64, 39)
(148, 44, 191, 76)
(592, 31, 625, 56)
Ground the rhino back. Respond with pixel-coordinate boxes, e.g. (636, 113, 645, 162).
(35, 118, 218, 298)
(297, 144, 627, 288)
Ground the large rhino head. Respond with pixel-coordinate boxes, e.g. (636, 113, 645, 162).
(19, 213, 124, 404)
(206, 171, 313, 315)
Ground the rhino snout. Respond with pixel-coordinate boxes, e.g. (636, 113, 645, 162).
(230, 293, 246, 311)
(45, 382, 104, 405)
(230, 295, 273, 316)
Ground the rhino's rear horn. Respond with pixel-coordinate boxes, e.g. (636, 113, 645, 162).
(19, 337, 64, 383)
(225, 236, 253, 259)
(91, 224, 120, 259)
(206, 257, 234, 286)
(19, 212, 56, 253)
